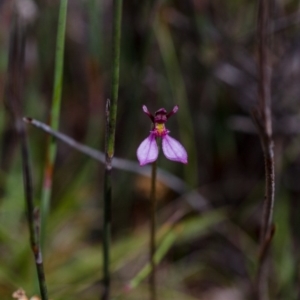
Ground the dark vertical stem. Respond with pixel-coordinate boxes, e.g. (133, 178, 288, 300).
(257, 0, 274, 244)
(102, 99, 112, 300)
(253, 0, 275, 299)
(149, 161, 157, 300)
(102, 156, 112, 300)
(5, 13, 48, 300)
(102, 1, 123, 299)
(20, 128, 49, 300)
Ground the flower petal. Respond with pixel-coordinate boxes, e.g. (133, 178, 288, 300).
(137, 134, 158, 166)
(166, 105, 179, 119)
(162, 134, 188, 164)
(142, 105, 154, 122)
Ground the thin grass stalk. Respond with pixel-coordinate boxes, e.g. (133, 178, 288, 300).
(5, 13, 48, 300)
(102, 1, 123, 299)
(20, 128, 49, 300)
(103, 99, 111, 300)
(40, 0, 68, 246)
(257, 0, 274, 245)
(252, 0, 275, 299)
(106, 0, 123, 159)
(149, 161, 157, 300)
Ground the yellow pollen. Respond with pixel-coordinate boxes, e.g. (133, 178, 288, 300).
(155, 123, 165, 135)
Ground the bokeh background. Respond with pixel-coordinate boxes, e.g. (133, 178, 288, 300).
(0, 0, 300, 299)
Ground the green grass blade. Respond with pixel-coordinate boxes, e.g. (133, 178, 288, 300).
(40, 0, 68, 247)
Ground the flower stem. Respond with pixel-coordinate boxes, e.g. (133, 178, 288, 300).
(150, 161, 157, 300)
(102, 1, 123, 299)
(40, 0, 68, 248)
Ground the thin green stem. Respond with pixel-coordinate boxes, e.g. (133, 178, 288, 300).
(150, 161, 157, 300)
(40, 0, 68, 247)
(102, 1, 123, 299)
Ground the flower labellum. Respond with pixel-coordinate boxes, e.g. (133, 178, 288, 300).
(137, 105, 188, 166)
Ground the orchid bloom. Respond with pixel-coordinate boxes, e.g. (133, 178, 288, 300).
(137, 105, 188, 166)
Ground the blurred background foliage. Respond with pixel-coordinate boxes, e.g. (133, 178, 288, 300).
(0, 0, 300, 299)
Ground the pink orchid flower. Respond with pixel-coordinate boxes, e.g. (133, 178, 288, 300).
(137, 105, 188, 166)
